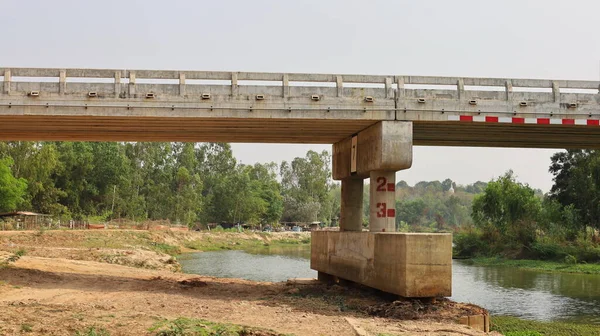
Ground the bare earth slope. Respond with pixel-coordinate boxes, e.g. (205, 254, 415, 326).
(0, 230, 495, 336)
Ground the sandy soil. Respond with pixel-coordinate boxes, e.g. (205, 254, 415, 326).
(0, 230, 497, 336)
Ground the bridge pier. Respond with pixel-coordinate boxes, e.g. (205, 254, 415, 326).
(311, 121, 452, 297)
(339, 177, 363, 232)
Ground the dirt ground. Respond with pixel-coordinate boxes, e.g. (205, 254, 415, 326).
(0, 230, 497, 336)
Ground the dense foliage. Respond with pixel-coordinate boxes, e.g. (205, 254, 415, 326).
(357, 179, 485, 231)
(392, 179, 483, 232)
(0, 142, 336, 226)
(455, 151, 600, 263)
(0, 157, 27, 212)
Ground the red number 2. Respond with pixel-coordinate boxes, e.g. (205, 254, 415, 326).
(376, 177, 387, 191)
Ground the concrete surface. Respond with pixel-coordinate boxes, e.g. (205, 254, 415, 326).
(311, 231, 452, 297)
(339, 178, 364, 232)
(459, 314, 490, 332)
(369, 171, 397, 232)
(1, 68, 600, 147)
(333, 121, 413, 180)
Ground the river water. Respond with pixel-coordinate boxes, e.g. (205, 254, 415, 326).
(178, 246, 600, 324)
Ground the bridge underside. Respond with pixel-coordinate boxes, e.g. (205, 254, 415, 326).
(1, 115, 600, 148)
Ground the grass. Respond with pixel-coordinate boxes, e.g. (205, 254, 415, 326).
(1, 248, 26, 266)
(184, 233, 310, 252)
(149, 242, 181, 256)
(492, 316, 600, 336)
(184, 237, 264, 251)
(467, 257, 600, 274)
(20, 323, 33, 332)
(149, 317, 293, 336)
(271, 237, 311, 245)
(74, 326, 111, 336)
(72, 313, 85, 321)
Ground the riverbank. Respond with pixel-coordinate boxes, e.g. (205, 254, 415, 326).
(491, 316, 600, 336)
(466, 257, 600, 275)
(182, 230, 311, 252)
(0, 230, 493, 335)
(0, 229, 311, 272)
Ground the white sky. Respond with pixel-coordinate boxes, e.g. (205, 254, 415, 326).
(2, 0, 599, 192)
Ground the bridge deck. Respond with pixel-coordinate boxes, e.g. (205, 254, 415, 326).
(2, 68, 599, 148)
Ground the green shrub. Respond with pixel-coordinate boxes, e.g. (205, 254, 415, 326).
(453, 231, 488, 257)
(74, 326, 110, 336)
(564, 254, 577, 264)
(5, 248, 26, 263)
(150, 242, 180, 256)
(14, 248, 26, 257)
(20, 324, 33, 332)
(530, 240, 565, 260)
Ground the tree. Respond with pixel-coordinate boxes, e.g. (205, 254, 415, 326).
(471, 171, 541, 247)
(442, 178, 453, 192)
(0, 142, 67, 215)
(0, 158, 27, 212)
(549, 149, 600, 231)
(280, 150, 332, 223)
(200, 143, 239, 223)
(245, 163, 283, 225)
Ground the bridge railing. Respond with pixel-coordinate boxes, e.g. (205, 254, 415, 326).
(1, 68, 599, 118)
(2, 67, 599, 89)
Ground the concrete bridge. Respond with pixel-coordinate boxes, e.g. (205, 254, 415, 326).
(2, 68, 599, 147)
(2, 67, 600, 297)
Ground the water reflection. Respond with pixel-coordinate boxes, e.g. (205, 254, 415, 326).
(179, 248, 600, 324)
(452, 261, 600, 324)
(178, 248, 315, 282)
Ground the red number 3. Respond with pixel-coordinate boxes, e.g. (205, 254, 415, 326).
(376, 203, 387, 217)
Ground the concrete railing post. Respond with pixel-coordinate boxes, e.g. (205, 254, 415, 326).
(59, 70, 66, 95)
(552, 81, 560, 103)
(385, 77, 394, 99)
(3, 70, 10, 94)
(336, 75, 343, 97)
(505, 80, 513, 101)
(114, 71, 121, 98)
(129, 72, 136, 97)
(282, 74, 289, 98)
(231, 73, 239, 96)
(179, 73, 186, 97)
(457, 78, 465, 101)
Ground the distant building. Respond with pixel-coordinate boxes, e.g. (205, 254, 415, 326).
(0, 211, 52, 230)
(447, 185, 455, 194)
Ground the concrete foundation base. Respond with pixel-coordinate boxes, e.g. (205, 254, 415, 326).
(311, 231, 452, 297)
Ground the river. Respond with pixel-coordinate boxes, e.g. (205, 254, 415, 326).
(178, 246, 600, 324)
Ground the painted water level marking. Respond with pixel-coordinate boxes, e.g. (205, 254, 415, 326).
(370, 171, 396, 232)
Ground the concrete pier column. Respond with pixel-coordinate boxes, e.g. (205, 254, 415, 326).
(340, 178, 364, 231)
(317, 121, 453, 298)
(369, 171, 396, 232)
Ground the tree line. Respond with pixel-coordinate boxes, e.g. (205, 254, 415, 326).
(3, 140, 598, 263)
(0, 142, 335, 226)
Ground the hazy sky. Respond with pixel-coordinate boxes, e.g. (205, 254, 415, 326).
(2, 0, 599, 191)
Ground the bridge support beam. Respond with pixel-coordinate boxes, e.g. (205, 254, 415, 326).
(312, 121, 452, 297)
